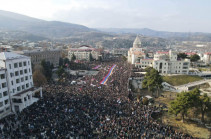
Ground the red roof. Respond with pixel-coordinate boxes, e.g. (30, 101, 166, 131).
(185, 52, 196, 55)
(204, 52, 211, 55)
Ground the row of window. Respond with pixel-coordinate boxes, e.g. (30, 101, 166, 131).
(9, 61, 30, 69)
(16, 82, 32, 93)
(14, 76, 30, 84)
(10, 69, 31, 77)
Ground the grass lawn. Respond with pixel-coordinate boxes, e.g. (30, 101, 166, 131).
(155, 92, 211, 139)
(162, 75, 203, 86)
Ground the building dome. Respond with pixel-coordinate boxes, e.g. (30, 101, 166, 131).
(133, 35, 142, 48)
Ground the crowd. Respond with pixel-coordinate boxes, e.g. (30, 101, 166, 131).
(0, 59, 194, 138)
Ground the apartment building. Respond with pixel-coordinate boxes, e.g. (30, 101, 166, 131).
(0, 52, 42, 119)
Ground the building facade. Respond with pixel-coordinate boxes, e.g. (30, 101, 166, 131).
(203, 52, 211, 64)
(68, 45, 103, 61)
(128, 36, 190, 74)
(128, 36, 146, 64)
(0, 52, 42, 119)
(17, 49, 61, 67)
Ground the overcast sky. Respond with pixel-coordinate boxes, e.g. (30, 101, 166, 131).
(0, 0, 210, 32)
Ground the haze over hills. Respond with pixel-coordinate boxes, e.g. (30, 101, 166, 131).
(0, 10, 93, 39)
(97, 28, 211, 41)
(0, 10, 211, 42)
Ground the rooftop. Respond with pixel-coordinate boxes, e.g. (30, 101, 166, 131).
(0, 52, 28, 60)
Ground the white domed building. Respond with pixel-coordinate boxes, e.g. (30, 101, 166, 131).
(128, 35, 147, 64)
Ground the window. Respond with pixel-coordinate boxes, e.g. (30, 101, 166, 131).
(29, 68, 31, 72)
(9, 64, 11, 69)
(3, 91, 8, 97)
(17, 86, 21, 91)
(2, 83, 7, 88)
(0, 102, 3, 107)
(25, 76, 28, 80)
(15, 71, 19, 76)
(10, 73, 14, 77)
(11, 81, 13, 85)
(20, 70, 23, 75)
(28, 61, 30, 65)
(16, 79, 20, 83)
(183, 62, 189, 65)
(23, 61, 27, 66)
(22, 85, 25, 90)
(0, 74, 5, 79)
(24, 69, 27, 74)
(14, 63, 18, 68)
(26, 83, 29, 88)
(4, 99, 8, 105)
(21, 77, 24, 82)
(19, 62, 22, 67)
(0, 93, 2, 98)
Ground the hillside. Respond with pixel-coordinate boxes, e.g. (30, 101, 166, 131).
(98, 28, 211, 41)
(0, 10, 93, 39)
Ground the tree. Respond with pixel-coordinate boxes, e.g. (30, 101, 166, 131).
(59, 58, 63, 67)
(142, 97, 149, 105)
(33, 70, 47, 87)
(71, 53, 76, 61)
(56, 66, 65, 78)
(89, 53, 94, 61)
(198, 93, 210, 122)
(190, 54, 200, 62)
(169, 91, 192, 122)
(41, 60, 53, 81)
(142, 68, 163, 97)
(122, 56, 127, 61)
(178, 53, 188, 59)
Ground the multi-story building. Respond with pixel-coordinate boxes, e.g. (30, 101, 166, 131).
(0, 52, 42, 119)
(15, 49, 61, 67)
(68, 45, 103, 61)
(128, 36, 190, 74)
(202, 52, 211, 64)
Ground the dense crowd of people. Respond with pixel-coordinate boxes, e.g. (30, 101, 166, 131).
(0, 59, 194, 138)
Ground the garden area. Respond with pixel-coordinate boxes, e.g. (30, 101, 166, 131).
(162, 75, 203, 86)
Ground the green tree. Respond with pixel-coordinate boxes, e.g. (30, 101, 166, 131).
(89, 53, 94, 61)
(197, 93, 211, 122)
(71, 53, 76, 61)
(41, 60, 52, 81)
(142, 68, 163, 97)
(178, 53, 188, 59)
(59, 58, 63, 67)
(56, 66, 65, 78)
(169, 91, 192, 122)
(190, 54, 200, 62)
(64, 58, 70, 66)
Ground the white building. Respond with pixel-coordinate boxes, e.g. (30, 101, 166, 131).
(128, 36, 190, 74)
(0, 52, 42, 119)
(128, 36, 146, 64)
(68, 45, 103, 61)
(202, 52, 211, 64)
